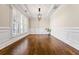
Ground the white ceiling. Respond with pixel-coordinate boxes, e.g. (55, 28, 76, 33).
(25, 4, 56, 18)
(13, 4, 60, 19)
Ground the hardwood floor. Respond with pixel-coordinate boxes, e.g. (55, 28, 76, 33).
(0, 34, 79, 55)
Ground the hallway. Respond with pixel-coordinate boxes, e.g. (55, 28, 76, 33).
(0, 4, 79, 55)
(1, 34, 79, 55)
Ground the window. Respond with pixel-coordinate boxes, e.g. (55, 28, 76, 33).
(11, 6, 29, 37)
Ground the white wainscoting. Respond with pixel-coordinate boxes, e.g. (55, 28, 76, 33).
(0, 27, 10, 44)
(0, 32, 29, 50)
(0, 27, 30, 49)
(30, 27, 49, 34)
(51, 27, 79, 50)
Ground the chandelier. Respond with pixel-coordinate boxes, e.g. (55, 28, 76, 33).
(38, 8, 42, 21)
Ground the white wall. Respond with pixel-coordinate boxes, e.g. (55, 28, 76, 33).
(50, 5, 79, 50)
(30, 17, 50, 34)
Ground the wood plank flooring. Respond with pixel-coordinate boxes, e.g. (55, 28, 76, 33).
(0, 34, 79, 55)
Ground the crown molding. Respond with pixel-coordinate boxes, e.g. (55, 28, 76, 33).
(47, 4, 61, 18)
(10, 4, 30, 18)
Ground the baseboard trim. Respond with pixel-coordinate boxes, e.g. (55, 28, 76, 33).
(51, 35, 79, 51)
(51, 27, 79, 50)
(0, 33, 30, 50)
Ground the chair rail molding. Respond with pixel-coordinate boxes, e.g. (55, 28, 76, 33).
(0, 27, 10, 44)
(51, 27, 79, 50)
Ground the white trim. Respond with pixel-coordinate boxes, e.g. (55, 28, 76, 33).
(0, 27, 10, 30)
(51, 27, 79, 50)
(0, 33, 30, 50)
(10, 4, 29, 17)
(0, 27, 10, 45)
(30, 27, 49, 34)
(0, 27, 30, 49)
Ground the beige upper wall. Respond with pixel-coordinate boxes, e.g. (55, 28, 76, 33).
(50, 4, 79, 27)
(0, 4, 10, 27)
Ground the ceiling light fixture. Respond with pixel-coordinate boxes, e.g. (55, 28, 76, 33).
(38, 8, 42, 21)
